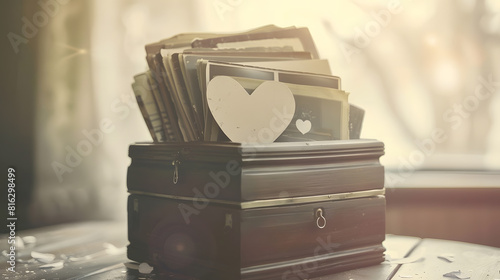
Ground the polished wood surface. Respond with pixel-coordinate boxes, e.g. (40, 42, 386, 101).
(127, 140, 385, 203)
(386, 184, 500, 248)
(127, 194, 385, 279)
(1, 222, 499, 279)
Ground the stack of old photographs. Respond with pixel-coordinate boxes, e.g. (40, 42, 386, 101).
(131, 25, 364, 143)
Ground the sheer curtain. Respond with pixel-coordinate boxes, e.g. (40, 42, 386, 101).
(33, 0, 200, 225)
(32, 0, 500, 226)
(33, 0, 104, 226)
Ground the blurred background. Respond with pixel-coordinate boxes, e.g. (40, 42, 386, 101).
(1, 0, 499, 246)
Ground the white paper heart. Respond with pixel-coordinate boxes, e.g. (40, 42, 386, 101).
(207, 76, 296, 144)
(296, 119, 312, 134)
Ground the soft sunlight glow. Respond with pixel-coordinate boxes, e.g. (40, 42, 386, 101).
(425, 34, 437, 47)
(431, 59, 461, 94)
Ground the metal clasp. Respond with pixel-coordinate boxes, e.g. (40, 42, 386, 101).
(172, 152, 181, 184)
(316, 208, 326, 229)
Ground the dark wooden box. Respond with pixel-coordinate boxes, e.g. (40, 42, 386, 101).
(126, 140, 386, 279)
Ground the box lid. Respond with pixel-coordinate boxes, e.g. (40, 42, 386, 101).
(127, 139, 385, 208)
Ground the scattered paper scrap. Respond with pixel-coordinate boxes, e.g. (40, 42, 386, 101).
(39, 261, 64, 270)
(124, 262, 140, 270)
(443, 270, 471, 279)
(386, 255, 425, 264)
(138, 262, 154, 274)
(386, 248, 426, 264)
(67, 255, 92, 262)
(438, 253, 455, 263)
(399, 275, 413, 278)
(31, 251, 56, 263)
(15, 236, 25, 250)
(17, 258, 37, 264)
(22, 236, 37, 245)
(103, 242, 126, 255)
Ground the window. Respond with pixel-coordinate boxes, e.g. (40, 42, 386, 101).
(26, 0, 500, 225)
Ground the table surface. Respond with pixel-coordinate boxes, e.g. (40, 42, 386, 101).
(1, 221, 499, 280)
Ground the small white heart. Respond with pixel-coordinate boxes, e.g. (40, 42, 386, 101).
(296, 119, 312, 135)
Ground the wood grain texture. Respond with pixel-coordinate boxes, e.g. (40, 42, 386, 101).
(386, 186, 500, 247)
(311, 235, 422, 280)
(127, 140, 385, 202)
(127, 194, 386, 279)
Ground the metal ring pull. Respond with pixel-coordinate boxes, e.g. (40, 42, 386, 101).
(316, 208, 326, 229)
(172, 159, 180, 184)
